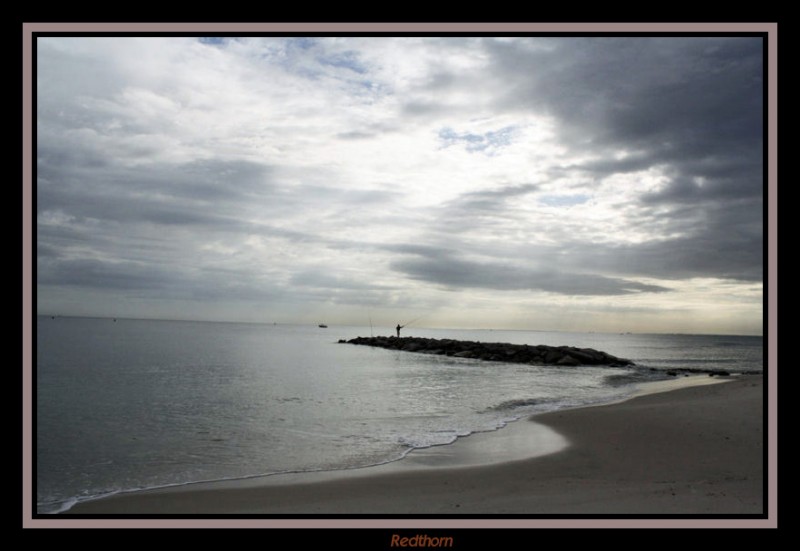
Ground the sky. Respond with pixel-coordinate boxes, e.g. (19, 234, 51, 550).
(36, 36, 765, 335)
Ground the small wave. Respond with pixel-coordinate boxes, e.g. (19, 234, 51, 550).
(604, 370, 671, 386)
(37, 491, 121, 515)
(638, 358, 736, 365)
(635, 363, 761, 375)
(38, 447, 434, 514)
(398, 431, 461, 449)
(37, 497, 79, 515)
(482, 398, 548, 412)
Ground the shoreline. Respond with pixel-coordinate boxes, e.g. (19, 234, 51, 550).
(67, 374, 762, 515)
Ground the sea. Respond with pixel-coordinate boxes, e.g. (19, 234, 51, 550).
(35, 316, 764, 514)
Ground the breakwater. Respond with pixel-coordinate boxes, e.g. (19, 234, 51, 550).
(340, 336, 634, 367)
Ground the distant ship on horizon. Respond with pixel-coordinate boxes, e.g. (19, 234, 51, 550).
(318, 324, 328, 328)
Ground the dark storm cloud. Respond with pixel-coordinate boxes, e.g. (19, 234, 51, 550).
(627, 237, 762, 282)
(36, 141, 334, 302)
(36, 243, 62, 259)
(640, 164, 762, 205)
(391, 254, 670, 296)
(569, 236, 762, 283)
(395, 187, 760, 289)
(38, 151, 277, 211)
(575, 154, 660, 176)
(453, 199, 761, 283)
(37, 129, 393, 261)
(473, 202, 762, 283)
(38, 149, 346, 241)
(38, 257, 174, 290)
(487, 37, 762, 190)
(610, 203, 762, 282)
(38, 252, 288, 302)
(449, 37, 763, 285)
(486, 37, 761, 147)
(403, 42, 762, 291)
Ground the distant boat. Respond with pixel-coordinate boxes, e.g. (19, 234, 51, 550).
(318, 324, 328, 328)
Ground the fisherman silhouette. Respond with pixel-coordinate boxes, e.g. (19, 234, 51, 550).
(396, 324, 404, 338)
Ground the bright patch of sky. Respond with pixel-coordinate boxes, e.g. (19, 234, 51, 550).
(538, 194, 590, 207)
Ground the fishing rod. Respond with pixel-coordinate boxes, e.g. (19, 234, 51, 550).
(369, 314, 374, 338)
(400, 314, 427, 329)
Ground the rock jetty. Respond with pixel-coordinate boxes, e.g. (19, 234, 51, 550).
(339, 336, 634, 367)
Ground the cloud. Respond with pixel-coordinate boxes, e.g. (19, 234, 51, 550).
(428, 37, 763, 284)
(447, 183, 539, 210)
(538, 194, 590, 207)
(38, 249, 289, 303)
(290, 270, 394, 291)
(482, 37, 763, 258)
(391, 253, 670, 296)
(37, 156, 279, 226)
(485, 39, 761, 163)
(336, 131, 375, 140)
(38, 258, 171, 290)
(34, 36, 764, 333)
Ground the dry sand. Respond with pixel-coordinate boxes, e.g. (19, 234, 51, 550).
(68, 375, 763, 515)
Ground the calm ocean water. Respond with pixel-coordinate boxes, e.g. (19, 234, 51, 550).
(35, 316, 763, 514)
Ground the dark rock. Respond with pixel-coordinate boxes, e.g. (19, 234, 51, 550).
(566, 350, 595, 364)
(557, 355, 581, 366)
(652, 366, 738, 377)
(341, 336, 635, 368)
(544, 350, 563, 364)
(402, 342, 425, 352)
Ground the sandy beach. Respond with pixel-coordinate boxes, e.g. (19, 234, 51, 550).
(68, 375, 763, 515)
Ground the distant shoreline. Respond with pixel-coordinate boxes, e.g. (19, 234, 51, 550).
(36, 316, 765, 338)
